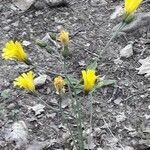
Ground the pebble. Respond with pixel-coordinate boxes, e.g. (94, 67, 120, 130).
(3, 26, 10, 31)
(7, 103, 16, 110)
(120, 44, 133, 58)
(114, 97, 122, 105)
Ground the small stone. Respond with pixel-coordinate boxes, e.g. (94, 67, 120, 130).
(124, 146, 134, 150)
(12, 21, 19, 27)
(13, 0, 35, 11)
(3, 26, 10, 31)
(114, 58, 123, 65)
(144, 114, 150, 119)
(7, 103, 15, 110)
(114, 98, 122, 105)
(29, 104, 45, 116)
(120, 44, 133, 58)
(34, 75, 47, 87)
(22, 40, 31, 46)
(78, 60, 86, 67)
(116, 112, 126, 122)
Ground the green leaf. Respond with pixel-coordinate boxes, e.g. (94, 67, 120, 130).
(73, 85, 84, 95)
(1, 89, 11, 99)
(36, 39, 47, 48)
(96, 80, 116, 89)
(64, 77, 80, 85)
(87, 61, 97, 70)
(45, 47, 53, 54)
(50, 33, 57, 41)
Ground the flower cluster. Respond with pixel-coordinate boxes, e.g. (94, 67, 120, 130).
(1, 39, 98, 93)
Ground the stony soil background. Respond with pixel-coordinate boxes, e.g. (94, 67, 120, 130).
(0, 0, 150, 150)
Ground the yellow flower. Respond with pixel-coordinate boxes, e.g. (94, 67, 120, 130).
(54, 76, 65, 95)
(59, 30, 69, 46)
(2, 40, 27, 62)
(124, 0, 143, 15)
(13, 71, 35, 92)
(82, 69, 97, 92)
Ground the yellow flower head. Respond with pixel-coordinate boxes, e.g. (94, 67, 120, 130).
(82, 69, 97, 92)
(2, 40, 27, 62)
(13, 71, 35, 92)
(59, 30, 69, 46)
(54, 76, 65, 95)
(124, 0, 143, 15)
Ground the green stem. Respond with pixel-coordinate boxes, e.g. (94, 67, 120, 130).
(98, 22, 127, 60)
(59, 94, 79, 150)
(33, 92, 59, 112)
(75, 95, 84, 150)
(63, 58, 84, 150)
(87, 92, 94, 150)
(89, 93, 93, 130)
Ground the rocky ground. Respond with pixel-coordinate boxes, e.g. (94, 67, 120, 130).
(0, 0, 150, 150)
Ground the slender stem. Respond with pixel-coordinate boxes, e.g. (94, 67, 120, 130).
(75, 96, 84, 150)
(59, 94, 79, 150)
(64, 117, 79, 150)
(87, 92, 94, 150)
(63, 58, 84, 150)
(98, 22, 127, 60)
(89, 93, 93, 129)
(59, 93, 63, 122)
(34, 92, 59, 112)
(32, 64, 65, 77)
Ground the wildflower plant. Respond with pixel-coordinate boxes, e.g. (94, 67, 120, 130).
(99, 0, 143, 55)
(1, 29, 117, 150)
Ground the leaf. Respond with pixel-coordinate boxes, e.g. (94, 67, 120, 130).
(87, 61, 97, 70)
(1, 89, 11, 99)
(50, 33, 57, 41)
(64, 77, 80, 85)
(36, 39, 47, 48)
(136, 56, 150, 77)
(73, 85, 84, 95)
(96, 80, 116, 88)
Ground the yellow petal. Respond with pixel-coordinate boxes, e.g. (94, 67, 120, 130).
(53, 76, 65, 95)
(59, 30, 69, 46)
(13, 71, 35, 92)
(82, 69, 97, 92)
(124, 0, 143, 15)
(2, 40, 27, 62)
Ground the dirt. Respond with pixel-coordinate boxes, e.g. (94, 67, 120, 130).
(0, 0, 150, 150)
